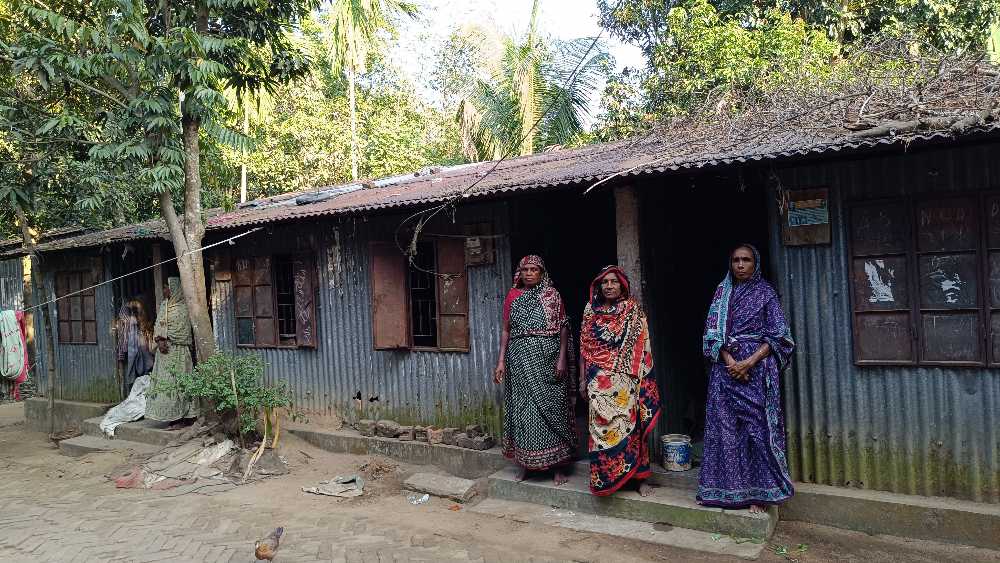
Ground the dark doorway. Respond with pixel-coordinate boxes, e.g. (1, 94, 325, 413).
(509, 188, 617, 327)
(641, 170, 772, 451)
(111, 241, 161, 322)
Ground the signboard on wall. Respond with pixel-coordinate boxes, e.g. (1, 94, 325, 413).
(782, 188, 831, 246)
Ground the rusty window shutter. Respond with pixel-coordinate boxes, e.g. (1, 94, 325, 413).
(233, 257, 255, 346)
(436, 238, 470, 352)
(370, 242, 410, 349)
(292, 252, 317, 348)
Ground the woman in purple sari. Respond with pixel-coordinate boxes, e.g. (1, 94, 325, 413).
(698, 244, 795, 513)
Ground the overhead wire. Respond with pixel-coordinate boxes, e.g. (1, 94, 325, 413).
(23, 227, 263, 312)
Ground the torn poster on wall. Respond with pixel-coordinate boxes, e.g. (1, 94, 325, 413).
(782, 188, 831, 246)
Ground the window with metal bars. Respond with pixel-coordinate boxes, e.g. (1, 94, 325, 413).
(274, 256, 297, 346)
(370, 239, 469, 351)
(409, 242, 438, 348)
(231, 252, 317, 349)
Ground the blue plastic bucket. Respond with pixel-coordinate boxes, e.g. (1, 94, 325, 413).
(661, 434, 692, 471)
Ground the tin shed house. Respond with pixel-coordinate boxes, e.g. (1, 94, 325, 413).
(8, 113, 1000, 504)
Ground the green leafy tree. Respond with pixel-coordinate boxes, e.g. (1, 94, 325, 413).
(457, 0, 611, 160)
(201, 28, 464, 201)
(325, 0, 418, 181)
(6, 0, 317, 361)
(595, 0, 840, 139)
(599, 0, 1000, 53)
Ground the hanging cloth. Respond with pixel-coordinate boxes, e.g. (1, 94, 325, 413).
(0, 310, 28, 400)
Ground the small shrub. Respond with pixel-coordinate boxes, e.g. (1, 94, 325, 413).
(155, 352, 291, 437)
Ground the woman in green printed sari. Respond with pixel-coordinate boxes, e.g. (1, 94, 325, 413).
(146, 277, 198, 429)
(494, 255, 577, 486)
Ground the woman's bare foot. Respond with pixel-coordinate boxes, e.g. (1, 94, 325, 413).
(554, 471, 569, 486)
(638, 482, 654, 497)
(515, 468, 529, 482)
(749, 504, 765, 514)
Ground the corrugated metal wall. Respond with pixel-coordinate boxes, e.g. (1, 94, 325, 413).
(771, 142, 1000, 503)
(212, 204, 512, 435)
(14, 252, 119, 403)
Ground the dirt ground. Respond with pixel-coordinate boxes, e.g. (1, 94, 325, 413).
(0, 402, 997, 562)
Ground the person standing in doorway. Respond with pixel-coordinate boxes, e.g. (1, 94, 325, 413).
(579, 266, 661, 497)
(122, 299, 155, 397)
(699, 244, 795, 513)
(146, 277, 198, 429)
(494, 255, 577, 486)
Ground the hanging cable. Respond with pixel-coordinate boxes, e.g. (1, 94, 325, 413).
(23, 227, 263, 312)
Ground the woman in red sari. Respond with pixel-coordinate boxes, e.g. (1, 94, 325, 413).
(579, 266, 661, 496)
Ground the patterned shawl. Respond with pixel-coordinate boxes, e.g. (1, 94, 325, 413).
(115, 304, 131, 361)
(154, 277, 192, 346)
(702, 244, 794, 368)
(508, 255, 567, 337)
(580, 266, 647, 377)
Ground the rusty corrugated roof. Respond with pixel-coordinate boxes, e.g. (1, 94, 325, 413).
(14, 121, 1000, 256)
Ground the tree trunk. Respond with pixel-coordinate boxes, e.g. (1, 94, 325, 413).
(348, 65, 359, 181)
(155, 0, 216, 363)
(159, 109, 217, 363)
(15, 205, 57, 433)
(240, 108, 248, 203)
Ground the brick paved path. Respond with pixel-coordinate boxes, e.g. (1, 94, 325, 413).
(0, 457, 563, 563)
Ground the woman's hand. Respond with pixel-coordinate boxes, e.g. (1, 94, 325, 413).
(156, 338, 171, 355)
(555, 355, 567, 379)
(493, 362, 505, 384)
(727, 359, 753, 381)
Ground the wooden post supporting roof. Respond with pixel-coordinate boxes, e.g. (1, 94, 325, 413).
(614, 185, 644, 306)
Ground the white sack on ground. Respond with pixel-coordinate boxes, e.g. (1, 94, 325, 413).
(100, 375, 150, 437)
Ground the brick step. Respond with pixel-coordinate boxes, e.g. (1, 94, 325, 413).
(470, 498, 766, 560)
(488, 465, 777, 541)
(81, 416, 177, 446)
(58, 435, 162, 457)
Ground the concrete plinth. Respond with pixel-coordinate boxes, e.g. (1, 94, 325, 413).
(24, 398, 113, 433)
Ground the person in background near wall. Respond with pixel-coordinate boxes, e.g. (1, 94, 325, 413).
(123, 299, 155, 398)
(494, 255, 577, 486)
(699, 244, 796, 513)
(579, 266, 661, 497)
(114, 302, 130, 399)
(146, 277, 198, 430)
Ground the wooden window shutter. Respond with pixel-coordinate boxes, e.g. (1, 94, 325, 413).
(436, 238, 470, 351)
(292, 252, 318, 348)
(370, 242, 410, 349)
(55, 273, 71, 343)
(253, 256, 276, 346)
(233, 257, 255, 346)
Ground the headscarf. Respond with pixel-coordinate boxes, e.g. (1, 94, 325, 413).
(508, 255, 567, 336)
(702, 244, 793, 366)
(580, 266, 647, 377)
(586, 265, 631, 308)
(154, 277, 192, 346)
(512, 254, 551, 289)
